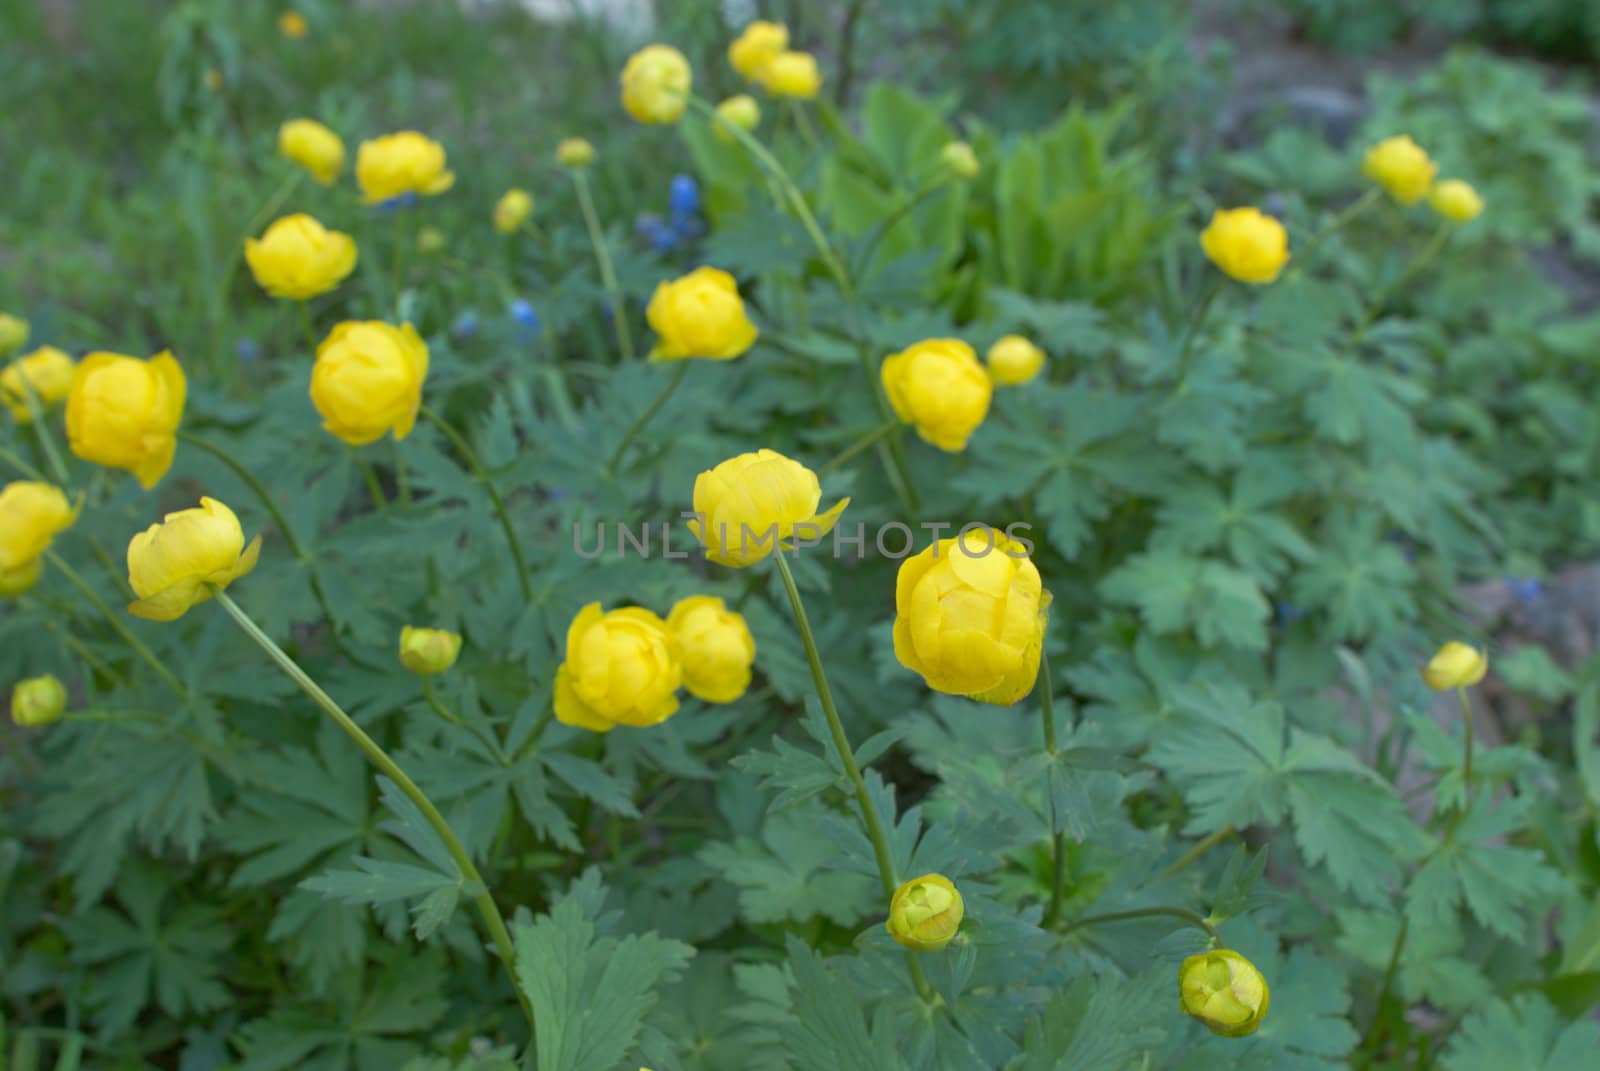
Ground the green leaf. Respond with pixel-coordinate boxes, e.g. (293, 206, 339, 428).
(1100, 550, 1271, 651)
(1441, 993, 1600, 1071)
(1015, 968, 1167, 1071)
(699, 804, 880, 926)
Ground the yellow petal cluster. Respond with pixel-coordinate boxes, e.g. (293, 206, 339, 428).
(1179, 950, 1271, 1037)
(554, 603, 682, 732)
(689, 449, 849, 569)
(0, 481, 80, 595)
(1420, 641, 1487, 691)
(245, 213, 358, 300)
(646, 267, 759, 361)
(399, 626, 462, 675)
(621, 45, 691, 125)
(881, 338, 992, 452)
(760, 52, 821, 99)
(278, 11, 308, 39)
(728, 20, 788, 81)
(1199, 207, 1290, 285)
(494, 188, 535, 234)
(356, 131, 455, 204)
(2, 346, 76, 422)
(309, 321, 429, 446)
(0, 312, 30, 356)
(65, 350, 187, 489)
(126, 497, 261, 621)
(667, 596, 756, 703)
(12, 674, 67, 728)
(985, 335, 1044, 386)
(714, 95, 761, 142)
(1363, 134, 1437, 205)
(556, 137, 595, 168)
(886, 874, 964, 952)
(1428, 179, 1484, 223)
(279, 118, 346, 185)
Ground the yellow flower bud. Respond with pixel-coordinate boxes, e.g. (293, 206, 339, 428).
(886, 874, 964, 952)
(204, 68, 224, 92)
(0, 481, 79, 579)
(554, 603, 682, 733)
(11, 674, 67, 728)
(556, 137, 596, 168)
(728, 20, 788, 82)
(1363, 134, 1437, 205)
(398, 626, 462, 675)
(985, 335, 1044, 386)
(309, 321, 429, 446)
(621, 45, 692, 125)
(1179, 949, 1270, 1037)
(893, 528, 1050, 706)
(760, 51, 821, 100)
(1200, 207, 1290, 285)
(0, 312, 29, 356)
(415, 226, 446, 255)
(493, 188, 535, 235)
(245, 214, 358, 301)
(713, 94, 761, 142)
(941, 141, 979, 180)
(126, 497, 261, 621)
(666, 596, 756, 704)
(881, 338, 992, 452)
(278, 118, 345, 186)
(278, 11, 308, 39)
(1428, 179, 1483, 223)
(646, 267, 759, 361)
(1, 556, 42, 598)
(689, 449, 849, 569)
(65, 350, 187, 489)
(1421, 641, 1487, 691)
(2, 346, 76, 422)
(356, 131, 455, 204)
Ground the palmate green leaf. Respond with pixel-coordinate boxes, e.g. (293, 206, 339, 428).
(774, 937, 910, 1071)
(1099, 550, 1271, 651)
(1291, 509, 1417, 641)
(399, 1047, 518, 1071)
(1336, 909, 1493, 1012)
(699, 803, 879, 927)
(1014, 967, 1167, 1071)
(1154, 349, 1269, 471)
(1151, 460, 1316, 585)
(1440, 993, 1600, 1071)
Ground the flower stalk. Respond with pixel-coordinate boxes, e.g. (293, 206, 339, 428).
(569, 168, 635, 361)
(418, 404, 534, 600)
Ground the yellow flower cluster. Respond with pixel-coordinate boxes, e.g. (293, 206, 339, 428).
(646, 267, 759, 361)
(727, 20, 821, 100)
(1364, 134, 1484, 222)
(2, 346, 75, 422)
(0, 481, 79, 596)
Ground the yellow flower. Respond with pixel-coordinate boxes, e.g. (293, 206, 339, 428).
(760, 51, 821, 100)
(1421, 641, 1487, 691)
(941, 141, 979, 180)
(554, 603, 683, 733)
(204, 68, 224, 92)
(356, 131, 455, 204)
(1, 556, 42, 597)
(309, 322, 429, 446)
(0, 481, 80, 576)
(12, 674, 67, 728)
(881, 338, 992, 452)
(1428, 179, 1484, 223)
(415, 226, 446, 255)
(0, 312, 28, 356)
(2, 346, 76, 422)
(886, 874, 964, 952)
(1363, 134, 1437, 205)
(985, 335, 1044, 386)
(126, 497, 261, 621)
(728, 20, 788, 81)
(713, 94, 761, 142)
(278, 118, 345, 185)
(1200, 207, 1290, 285)
(1179, 950, 1270, 1037)
(65, 350, 186, 489)
(244, 214, 358, 301)
(399, 626, 462, 675)
(278, 10, 308, 39)
(689, 449, 849, 569)
(894, 528, 1050, 706)
(556, 137, 596, 168)
(666, 596, 756, 703)
(621, 45, 692, 125)
(493, 188, 535, 235)
(646, 267, 759, 361)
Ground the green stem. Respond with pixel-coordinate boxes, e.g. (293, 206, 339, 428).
(391, 213, 413, 317)
(607, 361, 688, 474)
(1162, 825, 1236, 879)
(1173, 276, 1222, 385)
(211, 589, 536, 1034)
(15, 379, 70, 485)
(43, 549, 190, 701)
(1039, 655, 1068, 930)
(215, 170, 303, 356)
(1456, 685, 1474, 804)
(423, 676, 504, 760)
(393, 440, 412, 505)
(819, 422, 899, 476)
(569, 170, 635, 361)
(1348, 222, 1451, 348)
(1357, 915, 1408, 1060)
(298, 300, 320, 355)
(419, 405, 534, 600)
(789, 99, 821, 151)
(852, 339, 921, 521)
(1292, 187, 1382, 270)
(855, 178, 949, 274)
(0, 444, 48, 482)
(1063, 905, 1222, 946)
(771, 552, 935, 1004)
(354, 452, 388, 510)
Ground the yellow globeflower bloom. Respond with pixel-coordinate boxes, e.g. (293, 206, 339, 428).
(278, 118, 345, 185)
(728, 20, 788, 81)
(309, 322, 429, 446)
(881, 338, 992, 452)
(689, 449, 849, 569)
(1, 556, 42, 597)
(1200, 207, 1290, 285)
(646, 267, 759, 361)
(554, 603, 683, 732)
(760, 51, 821, 100)
(0, 312, 29, 356)
(399, 626, 462, 675)
(713, 94, 761, 142)
(126, 498, 261, 621)
(0, 481, 80, 576)
(493, 188, 535, 235)
(12, 674, 67, 728)
(245, 213, 358, 300)
(1179, 950, 1271, 1037)
(65, 351, 186, 489)
(556, 137, 595, 167)
(886, 874, 964, 952)
(985, 335, 1045, 386)
(941, 141, 979, 180)
(278, 11, 308, 39)
(415, 226, 446, 255)
(666, 596, 756, 703)
(621, 44, 691, 125)
(356, 132, 455, 204)
(1363, 134, 1437, 205)
(1421, 641, 1487, 691)
(2, 346, 76, 422)
(1428, 179, 1484, 223)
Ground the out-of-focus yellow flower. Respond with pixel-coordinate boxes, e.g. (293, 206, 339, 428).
(204, 68, 224, 92)
(886, 874, 964, 952)
(985, 335, 1044, 386)
(493, 188, 534, 234)
(621, 45, 691, 125)
(689, 449, 849, 569)
(415, 226, 446, 255)
(278, 10, 308, 39)
(881, 338, 991, 452)
(245, 213, 358, 301)
(554, 603, 683, 732)
(0, 556, 42, 597)
(65, 351, 186, 489)
(893, 528, 1050, 706)
(760, 51, 820, 99)
(309, 322, 429, 446)
(713, 94, 761, 142)
(279, 118, 345, 185)
(556, 137, 595, 167)
(941, 141, 979, 179)
(1200, 207, 1289, 285)
(356, 132, 455, 204)
(728, 20, 788, 81)
(0, 313, 28, 356)
(646, 267, 759, 361)
(0, 481, 79, 578)
(1428, 179, 1483, 223)
(11, 674, 67, 728)
(1421, 641, 1487, 691)
(666, 595, 756, 703)
(399, 626, 462, 675)
(1179, 950, 1270, 1037)
(2, 346, 76, 422)
(1363, 135, 1437, 205)
(126, 497, 261, 621)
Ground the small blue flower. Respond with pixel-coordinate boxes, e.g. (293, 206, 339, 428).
(509, 299, 540, 333)
(635, 213, 678, 254)
(453, 310, 480, 339)
(235, 338, 259, 361)
(1508, 576, 1542, 605)
(377, 191, 420, 212)
(669, 173, 700, 222)
(1276, 602, 1305, 627)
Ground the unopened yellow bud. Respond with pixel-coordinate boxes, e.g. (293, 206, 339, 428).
(886, 873, 964, 952)
(12, 674, 67, 727)
(399, 626, 462, 675)
(1178, 949, 1269, 1037)
(1421, 641, 1487, 691)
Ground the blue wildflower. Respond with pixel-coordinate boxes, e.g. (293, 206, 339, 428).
(235, 338, 259, 361)
(453, 310, 480, 339)
(1508, 576, 1542, 605)
(378, 191, 420, 211)
(635, 213, 678, 254)
(669, 173, 700, 223)
(509, 299, 540, 333)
